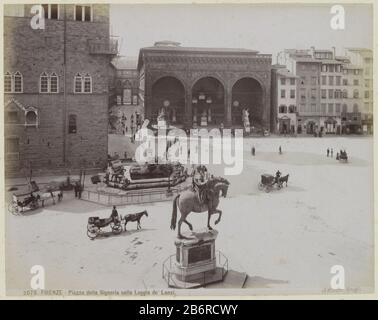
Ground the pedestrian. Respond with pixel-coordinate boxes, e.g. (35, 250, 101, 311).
(74, 182, 79, 198)
(327, 148, 329, 157)
(331, 148, 333, 158)
(279, 146, 282, 154)
(252, 146, 255, 156)
(336, 153, 339, 160)
(78, 184, 82, 199)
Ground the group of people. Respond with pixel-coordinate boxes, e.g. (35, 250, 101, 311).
(327, 148, 348, 160)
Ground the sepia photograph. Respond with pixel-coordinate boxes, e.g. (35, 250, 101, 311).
(2, 2, 375, 297)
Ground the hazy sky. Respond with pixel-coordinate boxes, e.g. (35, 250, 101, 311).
(110, 4, 373, 61)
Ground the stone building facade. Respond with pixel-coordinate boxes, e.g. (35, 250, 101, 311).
(137, 41, 272, 130)
(4, 4, 117, 174)
(271, 65, 298, 134)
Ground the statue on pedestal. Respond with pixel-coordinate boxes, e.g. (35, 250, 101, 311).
(170, 174, 230, 239)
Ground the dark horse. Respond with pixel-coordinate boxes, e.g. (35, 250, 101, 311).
(170, 177, 230, 239)
(123, 210, 148, 231)
(279, 174, 289, 187)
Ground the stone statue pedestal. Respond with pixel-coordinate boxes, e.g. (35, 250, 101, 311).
(162, 228, 228, 288)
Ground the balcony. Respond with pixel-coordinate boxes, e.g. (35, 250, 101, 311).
(88, 38, 118, 55)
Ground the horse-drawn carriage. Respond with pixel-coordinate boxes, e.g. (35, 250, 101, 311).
(258, 173, 289, 193)
(86, 215, 123, 240)
(86, 210, 148, 239)
(338, 150, 348, 163)
(8, 181, 63, 215)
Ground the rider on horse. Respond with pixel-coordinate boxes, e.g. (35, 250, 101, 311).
(192, 165, 211, 204)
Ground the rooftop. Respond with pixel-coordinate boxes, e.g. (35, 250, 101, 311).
(111, 57, 138, 70)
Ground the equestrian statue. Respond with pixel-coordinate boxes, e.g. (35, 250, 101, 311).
(170, 165, 230, 239)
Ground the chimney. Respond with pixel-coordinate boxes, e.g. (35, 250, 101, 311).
(310, 46, 315, 57)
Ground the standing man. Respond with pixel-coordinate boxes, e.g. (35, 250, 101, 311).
(279, 146, 282, 154)
(327, 148, 330, 157)
(331, 148, 333, 158)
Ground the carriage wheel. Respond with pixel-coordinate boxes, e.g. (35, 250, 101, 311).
(265, 186, 272, 193)
(87, 226, 99, 240)
(111, 223, 122, 234)
(258, 183, 264, 191)
(8, 203, 19, 215)
(277, 183, 282, 190)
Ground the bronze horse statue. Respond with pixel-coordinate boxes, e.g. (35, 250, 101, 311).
(170, 177, 230, 239)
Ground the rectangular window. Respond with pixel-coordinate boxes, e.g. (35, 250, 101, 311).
(75, 5, 82, 21)
(42, 4, 59, 19)
(335, 90, 341, 99)
(311, 89, 316, 99)
(300, 88, 306, 100)
(300, 76, 306, 85)
(335, 103, 341, 113)
(353, 79, 359, 86)
(50, 75, 58, 93)
(328, 76, 334, 85)
(290, 78, 295, 85)
(280, 78, 286, 85)
(84, 6, 91, 21)
(328, 89, 334, 99)
(133, 95, 138, 105)
(40, 75, 48, 93)
(328, 103, 334, 114)
(336, 76, 341, 86)
(75, 5, 91, 22)
(321, 65, 327, 72)
(321, 89, 327, 99)
(300, 104, 305, 113)
(311, 77, 317, 85)
(280, 89, 285, 98)
(321, 76, 327, 85)
(321, 103, 326, 114)
(84, 76, 91, 93)
(311, 104, 316, 112)
(290, 89, 295, 99)
(328, 65, 334, 72)
(364, 79, 370, 88)
(14, 73, 22, 93)
(4, 74, 12, 92)
(75, 76, 82, 93)
(6, 137, 19, 154)
(68, 115, 77, 134)
(342, 79, 348, 86)
(365, 91, 369, 99)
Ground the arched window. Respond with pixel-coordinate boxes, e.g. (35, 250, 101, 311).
(14, 71, 23, 92)
(353, 89, 359, 99)
(342, 89, 348, 99)
(40, 72, 49, 93)
(50, 73, 58, 93)
(353, 104, 359, 113)
(74, 73, 82, 93)
(83, 73, 92, 93)
(4, 72, 12, 92)
(25, 110, 38, 125)
(68, 114, 77, 133)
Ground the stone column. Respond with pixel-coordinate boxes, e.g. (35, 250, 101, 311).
(224, 88, 232, 127)
(185, 88, 192, 129)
